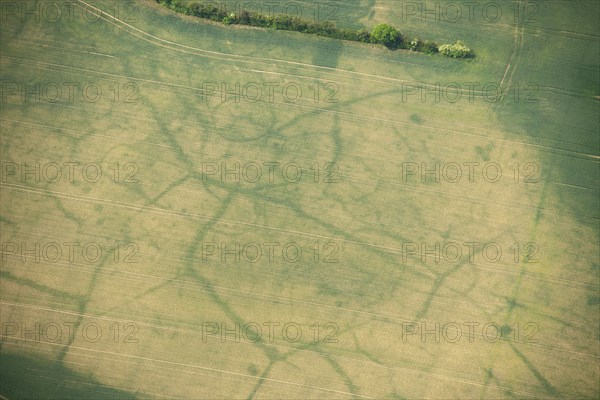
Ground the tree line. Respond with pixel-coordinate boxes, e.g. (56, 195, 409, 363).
(156, 0, 473, 58)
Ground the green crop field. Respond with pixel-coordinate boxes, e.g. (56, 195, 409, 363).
(0, 0, 598, 398)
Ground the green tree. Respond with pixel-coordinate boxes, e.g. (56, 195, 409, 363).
(370, 23, 402, 48)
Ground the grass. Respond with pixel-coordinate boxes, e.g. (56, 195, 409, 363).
(0, 0, 598, 398)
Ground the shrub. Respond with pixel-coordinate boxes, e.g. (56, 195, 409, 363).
(409, 38, 421, 51)
(370, 23, 402, 48)
(336, 28, 358, 41)
(421, 41, 439, 54)
(320, 21, 338, 36)
(248, 12, 270, 27)
(356, 29, 371, 43)
(438, 41, 472, 58)
(222, 12, 237, 25)
(238, 10, 250, 24)
(189, 3, 223, 20)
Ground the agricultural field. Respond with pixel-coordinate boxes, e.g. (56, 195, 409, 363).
(0, 0, 598, 398)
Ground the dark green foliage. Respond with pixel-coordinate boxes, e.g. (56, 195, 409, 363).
(421, 41, 439, 54)
(370, 23, 403, 49)
(238, 10, 250, 24)
(356, 29, 371, 43)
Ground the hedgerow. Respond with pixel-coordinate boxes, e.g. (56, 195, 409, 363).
(155, 0, 473, 58)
